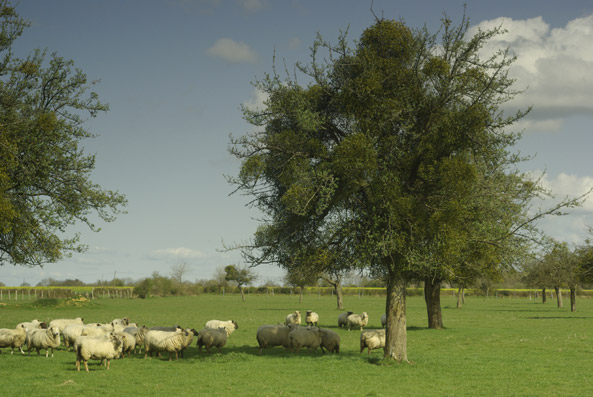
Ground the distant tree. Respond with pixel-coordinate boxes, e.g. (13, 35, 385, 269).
(0, 1, 126, 268)
(284, 266, 319, 303)
(171, 262, 190, 283)
(225, 264, 256, 301)
(213, 265, 231, 288)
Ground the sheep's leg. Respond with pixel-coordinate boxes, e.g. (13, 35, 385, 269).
(76, 359, 81, 371)
(106, 359, 110, 370)
(84, 360, 89, 372)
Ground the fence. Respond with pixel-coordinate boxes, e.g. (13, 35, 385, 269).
(0, 286, 134, 301)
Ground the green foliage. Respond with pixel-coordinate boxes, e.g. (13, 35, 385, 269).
(0, 0, 126, 267)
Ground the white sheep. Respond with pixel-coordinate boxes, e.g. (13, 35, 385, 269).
(288, 326, 322, 353)
(347, 312, 369, 331)
(197, 328, 227, 354)
(205, 320, 238, 336)
(16, 320, 45, 332)
(337, 312, 353, 328)
(255, 324, 297, 355)
(284, 311, 301, 326)
(111, 317, 131, 327)
(305, 311, 319, 327)
(27, 326, 61, 357)
(48, 317, 84, 334)
(75, 333, 123, 372)
(360, 329, 385, 355)
(318, 328, 340, 354)
(144, 329, 189, 360)
(115, 331, 136, 357)
(81, 326, 110, 338)
(0, 325, 27, 354)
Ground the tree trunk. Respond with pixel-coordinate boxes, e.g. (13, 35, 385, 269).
(542, 288, 546, 304)
(456, 287, 464, 309)
(383, 276, 407, 362)
(334, 283, 344, 310)
(240, 287, 246, 302)
(424, 278, 443, 329)
(570, 288, 576, 312)
(554, 286, 563, 308)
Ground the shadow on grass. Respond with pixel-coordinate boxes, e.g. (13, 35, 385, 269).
(527, 316, 593, 320)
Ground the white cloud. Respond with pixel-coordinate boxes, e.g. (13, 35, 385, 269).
(242, 87, 268, 111)
(538, 172, 593, 212)
(207, 38, 257, 63)
(469, 15, 593, 123)
(149, 247, 205, 261)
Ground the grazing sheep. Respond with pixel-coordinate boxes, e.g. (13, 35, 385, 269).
(75, 333, 123, 372)
(305, 311, 319, 327)
(346, 312, 369, 331)
(111, 317, 131, 327)
(144, 329, 189, 360)
(115, 332, 136, 357)
(288, 326, 322, 353)
(0, 325, 27, 354)
(17, 320, 45, 332)
(27, 326, 60, 357)
(256, 324, 296, 355)
(149, 325, 183, 332)
(180, 328, 197, 357)
(205, 320, 238, 336)
(337, 312, 353, 328)
(318, 328, 340, 354)
(284, 311, 301, 326)
(360, 329, 386, 355)
(48, 317, 84, 334)
(81, 326, 110, 338)
(196, 328, 227, 354)
(381, 313, 387, 328)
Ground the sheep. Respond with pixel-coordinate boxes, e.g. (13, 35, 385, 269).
(180, 328, 197, 357)
(0, 325, 27, 354)
(27, 326, 60, 357)
(318, 328, 340, 354)
(305, 311, 319, 327)
(16, 320, 45, 332)
(360, 329, 385, 355)
(337, 311, 353, 328)
(113, 322, 137, 333)
(381, 313, 387, 328)
(284, 311, 301, 326)
(256, 324, 296, 355)
(115, 331, 136, 357)
(149, 325, 183, 332)
(346, 312, 369, 331)
(288, 326, 322, 353)
(81, 326, 110, 338)
(48, 317, 84, 334)
(75, 333, 123, 372)
(111, 317, 131, 327)
(205, 320, 238, 336)
(196, 328, 227, 354)
(144, 328, 189, 360)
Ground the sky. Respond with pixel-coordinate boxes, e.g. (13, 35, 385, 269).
(2, 0, 593, 287)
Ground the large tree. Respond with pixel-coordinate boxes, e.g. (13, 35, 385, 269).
(0, 2, 126, 267)
(228, 13, 583, 361)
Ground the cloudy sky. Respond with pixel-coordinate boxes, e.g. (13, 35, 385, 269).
(2, 0, 593, 286)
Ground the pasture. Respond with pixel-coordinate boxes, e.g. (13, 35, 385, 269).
(1, 293, 592, 396)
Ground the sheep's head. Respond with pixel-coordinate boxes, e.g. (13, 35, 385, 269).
(362, 312, 368, 320)
(123, 317, 130, 326)
(232, 321, 239, 329)
(49, 326, 60, 337)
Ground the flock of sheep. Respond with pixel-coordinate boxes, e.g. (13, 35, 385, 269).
(0, 309, 388, 371)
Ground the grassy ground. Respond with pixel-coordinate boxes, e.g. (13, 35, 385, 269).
(0, 293, 591, 396)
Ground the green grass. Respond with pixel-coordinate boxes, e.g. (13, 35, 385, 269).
(1, 294, 592, 396)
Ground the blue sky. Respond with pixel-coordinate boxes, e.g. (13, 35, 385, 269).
(2, 0, 593, 286)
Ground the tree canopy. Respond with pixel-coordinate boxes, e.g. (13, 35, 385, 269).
(229, 13, 585, 361)
(0, 1, 126, 267)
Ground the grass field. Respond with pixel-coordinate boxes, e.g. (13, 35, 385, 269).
(1, 293, 592, 396)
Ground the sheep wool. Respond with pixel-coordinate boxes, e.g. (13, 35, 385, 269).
(346, 312, 369, 331)
(288, 326, 322, 353)
(318, 328, 340, 354)
(337, 312, 353, 328)
(0, 325, 27, 354)
(48, 318, 84, 334)
(144, 329, 189, 360)
(256, 324, 295, 354)
(284, 311, 301, 326)
(196, 328, 227, 354)
(305, 311, 319, 327)
(76, 334, 123, 372)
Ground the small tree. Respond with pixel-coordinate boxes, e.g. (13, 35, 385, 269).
(225, 265, 256, 301)
(284, 267, 319, 303)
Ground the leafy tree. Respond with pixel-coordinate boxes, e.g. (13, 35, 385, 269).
(224, 264, 256, 301)
(0, 1, 126, 268)
(228, 13, 585, 361)
(284, 265, 319, 303)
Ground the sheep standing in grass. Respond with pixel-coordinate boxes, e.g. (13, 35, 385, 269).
(81, 326, 110, 338)
(284, 311, 301, 326)
(337, 312, 353, 328)
(180, 328, 197, 357)
(75, 333, 123, 372)
(347, 312, 369, 331)
(205, 320, 238, 336)
(115, 332, 136, 357)
(27, 326, 60, 357)
(318, 328, 340, 354)
(360, 329, 385, 355)
(144, 329, 189, 360)
(305, 311, 319, 327)
(0, 325, 27, 354)
(288, 326, 322, 353)
(48, 317, 84, 334)
(255, 324, 298, 354)
(196, 328, 227, 354)
(17, 320, 45, 332)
